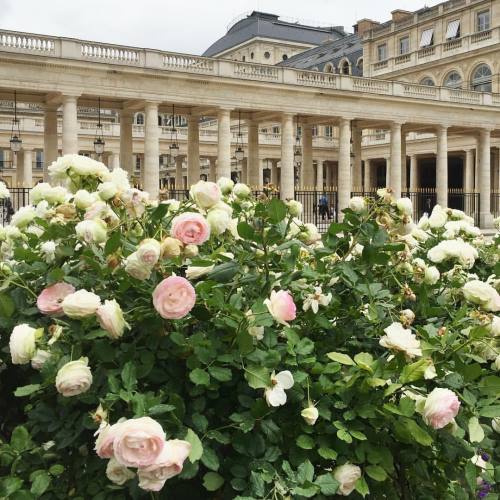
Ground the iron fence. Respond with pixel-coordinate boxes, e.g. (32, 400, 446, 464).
(1, 188, 31, 226)
(295, 190, 338, 232)
(492, 192, 500, 218)
(159, 189, 189, 202)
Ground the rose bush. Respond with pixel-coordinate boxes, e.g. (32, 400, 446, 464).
(0, 155, 499, 499)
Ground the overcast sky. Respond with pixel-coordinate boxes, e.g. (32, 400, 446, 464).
(0, 0, 441, 55)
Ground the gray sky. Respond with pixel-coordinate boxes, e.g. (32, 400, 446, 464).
(0, 0, 441, 55)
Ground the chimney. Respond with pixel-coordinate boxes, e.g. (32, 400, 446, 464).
(354, 19, 380, 37)
(391, 10, 412, 23)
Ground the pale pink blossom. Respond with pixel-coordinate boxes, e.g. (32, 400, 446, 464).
(171, 213, 210, 245)
(37, 282, 76, 315)
(264, 290, 296, 326)
(264, 370, 294, 407)
(423, 388, 460, 429)
(153, 276, 196, 319)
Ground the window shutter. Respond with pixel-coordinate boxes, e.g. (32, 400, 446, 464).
(419, 29, 434, 47)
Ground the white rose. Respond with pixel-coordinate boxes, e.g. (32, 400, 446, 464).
(396, 197, 413, 216)
(207, 209, 231, 235)
(233, 183, 251, 199)
(418, 214, 430, 229)
(124, 252, 152, 281)
(62, 289, 101, 318)
(285, 199, 302, 217)
(377, 188, 393, 201)
(9, 324, 38, 364)
(186, 265, 215, 280)
(183, 244, 199, 258)
(161, 198, 180, 212)
(411, 227, 429, 242)
(0, 181, 10, 199)
(75, 219, 107, 244)
(349, 196, 366, 213)
(106, 167, 131, 192)
(71, 156, 109, 178)
(427, 239, 478, 268)
(96, 299, 130, 339)
(106, 457, 135, 486)
(217, 176, 234, 194)
(30, 183, 52, 204)
(120, 188, 149, 218)
(488, 316, 500, 336)
(399, 309, 415, 326)
(424, 266, 440, 285)
(300, 223, 320, 245)
(98, 181, 118, 201)
(379, 322, 422, 358)
(301, 406, 319, 425)
(189, 180, 222, 209)
(463, 280, 500, 312)
(55, 358, 93, 397)
(246, 310, 265, 340)
(74, 190, 97, 209)
(40, 240, 57, 263)
(137, 239, 161, 267)
(11, 206, 36, 228)
(428, 205, 447, 228)
(492, 417, 500, 433)
(31, 349, 51, 370)
(333, 464, 362, 496)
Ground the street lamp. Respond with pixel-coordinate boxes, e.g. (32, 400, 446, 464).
(93, 97, 105, 157)
(294, 115, 302, 165)
(9, 90, 22, 154)
(169, 104, 180, 160)
(234, 110, 244, 162)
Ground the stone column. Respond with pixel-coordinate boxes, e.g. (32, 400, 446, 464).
(464, 149, 475, 191)
(209, 157, 217, 182)
(143, 101, 160, 198)
(364, 159, 371, 191)
(385, 157, 391, 188)
(62, 95, 79, 155)
(280, 113, 295, 200)
(325, 163, 333, 187)
(401, 129, 407, 192)
(241, 158, 248, 184)
(43, 104, 58, 181)
(389, 122, 402, 198)
(247, 120, 260, 187)
(478, 129, 493, 228)
(436, 125, 448, 208)
(410, 155, 418, 190)
(22, 149, 33, 188)
(110, 153, 120, 171)
(351, 123, 362, 190)
(217, 108, 231, 179)
(120, 109, 134, 176)
(302, 124, 314, 188)
(270, 160, 278, 185)
(316, 160, 324, 190)
(187, 114, 200, 187)
(338, 117, 352, 220)
(175, 155, 184, 189)
(492, 148, 500, 191)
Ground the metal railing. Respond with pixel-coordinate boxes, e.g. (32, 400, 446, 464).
(0, 187, 31, 225)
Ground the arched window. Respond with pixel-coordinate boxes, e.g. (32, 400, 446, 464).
(324, 63, 334, 73)
(158, 115, 162, 126)
(341, 60, 350, 75)
(471, 64, 492, 92)
(357, 58, 363, 74)
(444, 71, 462, 89)
(420, 77, 435, 86)
(242, 55, 246, 62)
(136, 113, 144, 125)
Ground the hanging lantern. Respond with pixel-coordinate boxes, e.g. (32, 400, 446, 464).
(294, 115, 302, 165)
(169, 104, 179, 159)
(10, 90, 22, 153)
(234, 110, 245, 162)
(94, 97, 105, 156)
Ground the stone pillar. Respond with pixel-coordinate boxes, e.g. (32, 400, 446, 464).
(401, 130, 407, 192)
(389, 122, 402, 198)
(62, 95, 79, 155)
(316, 160, 324, 190)
(110, 153, 120, 171)
(22, 149, 33, 188)
(478, 129, 493, 228)
(280, 113, 295, 200)
(364, 159, 371, 191)
(217, 108, 231, 179)
(352, 124, 362, 190)
(410, 155, 418, 190)
(175, 155, 184, 189)
(241, 158, 248, 184)
(492, 148, 500, 191)
(270, 160, 278, 185)
(187, 114, 200, 187)
(120, 109, 134, 176)
(436, 125, 448, 208)
(43, 104, 58, 181)
(385, 157, 391, 188)
(247, 120, 260, 187)
(209, 157, 217, 182)
(464, 149, 475, 191)
(338, 117, 352, 220)
(302, 124, 314, 188)
(143, 101, 160, 199)
(325, 163, 333, 187)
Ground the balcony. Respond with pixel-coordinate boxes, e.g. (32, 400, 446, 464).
(418, 46, 435, 59)
(395, 54, 411, 65)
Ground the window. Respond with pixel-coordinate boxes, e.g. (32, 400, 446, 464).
(444, 71, 462, 89)
(341, 60, 350, 75)
(296, 126, 302, 137)
(324, 63, 334, 73)
(377, 44, 387, 61)
(357, 58, 363, 74)
(446, 20, 460, 39)
(419, 28, 434, 47)
(242, 56, 246, 62)
(420, 77, 435, 86)
(471, 64, 492, 92)
(264, 51, 271, 59)
(399, 36, 410, 55)
(477, 10, 490, 32)
(250, 52, 254, 59)
(325, 125, 333, 138)
(35, 151, 43, 169)
(158, 115, 162, 126)
(135, 155, 141, 171)
(136, 113, 144, 125)
(272, 126, 280, 134)
(282, 54, 288, 61)
(312, 126, 318, 137)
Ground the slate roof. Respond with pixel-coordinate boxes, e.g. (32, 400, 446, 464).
(203, 11, 347, 57)
(278, 33, 363, 76)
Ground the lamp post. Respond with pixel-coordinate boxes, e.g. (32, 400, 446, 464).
(93, 97, 105, 158)
(169, 104, 180, 162)
(234, 110, 245, 163)
(9, 90, 22, 154)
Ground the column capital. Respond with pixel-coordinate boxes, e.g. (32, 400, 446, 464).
(390, 120, 404, 130)
(435, 124, 449, 133)
(479, 127, 494, 135)
(144, 101, 160, 111)
(43, 103, 59, 112)
(62, 93, 81, 101)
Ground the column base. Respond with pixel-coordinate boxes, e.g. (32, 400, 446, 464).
(479, 212, 494, 229)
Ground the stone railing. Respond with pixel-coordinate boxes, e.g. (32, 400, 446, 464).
(0, 28, 499, 108)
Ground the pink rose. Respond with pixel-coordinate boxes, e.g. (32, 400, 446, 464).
(153, 276, 196, 319)
(423, 388, 460, 429)
(171, 213, 210, 245)
(95, 422, 121, 459)
(137, 439, 191, 492)
(37, 282, 76, 315)
(264, 290, 296, 326)
(112, 417, 166, 468)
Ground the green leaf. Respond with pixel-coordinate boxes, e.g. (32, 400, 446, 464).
(121, 362, 137, 391)
(350, 430, 367, 441)
(0, 293, 15, 318)
(267, 198, 287, 223)
(201, 447, 220, 471)
(365, 465, 387, 482)
(318, 447, 338, 460)
(464, 461, 476, 492)
(104, 231, 121, 255)
(400, 359, 430, 384)
(48, 464, 65, 476)
(208, 366, 232, 382)
(203, 472, 224, 491)
(293, 486, 319, 498)
(1, 477, 23, 496)
(355, 476, 370, 498)
(237, 222, 256, 241)
(11, 426, 31, 452)
(354, 352, 374, 373)
(31, 472, 50, 496)
(479, 376, 500, 396)
(337, 429, 353, 443)
(315, 473, 339, 495)
(468, 417, 485, 443)
(394, 418, 432, 447)
(297, 460, 314, 484)
(479, 405, 500, 418)
(14, 384, 41, 397)
(185, 428, 203, 463)
(296, 434, 315, 449)
(189, 368, 210, 386)
(148, 404, 176, 416)
(327, 352, 355, 366)
(244, 366, 269, 389)
(207, 261, 239, 283)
